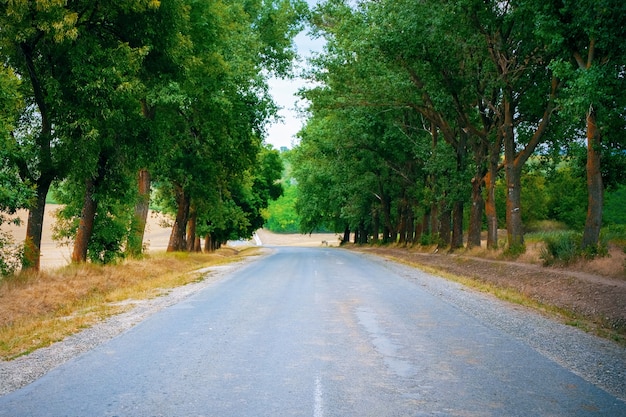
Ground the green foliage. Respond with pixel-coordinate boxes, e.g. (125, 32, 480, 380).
(601, 224, 626, 246)
(521, 170, 549, 223)
(0, 230, 22, 277)
(545, 164, 587, 230)
(263, 182, 299, 233)
(53, 158, 137, 265)
(504, 242, 527, 258)
(539, 231, 581, 266)
(604, 185, 626, 225)
(538, 229, 610, 266)
(419, 233, 434, 246)
(0, 0, 304, 264)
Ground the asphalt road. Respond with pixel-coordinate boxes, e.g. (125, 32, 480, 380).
(1, 247, 625, 416)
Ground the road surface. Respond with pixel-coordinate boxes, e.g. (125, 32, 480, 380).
(1, 246, 624, 416)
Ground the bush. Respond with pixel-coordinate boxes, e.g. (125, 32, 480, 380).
(420, 233, 434, 246)
(0, 229, 22, 277)
(601, 224, 626, 245)
(540, 231, 581, 266)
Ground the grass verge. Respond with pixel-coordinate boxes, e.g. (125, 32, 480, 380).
(0, 247, 260, 360)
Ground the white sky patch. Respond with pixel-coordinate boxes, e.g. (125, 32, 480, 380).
(265, 2, 326, 150)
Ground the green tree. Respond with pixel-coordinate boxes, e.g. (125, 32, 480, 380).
(546, 164, 587, 229)
(156, 0, 303, 252)
(0, 65, 32, 276)
(264, 182, 299, 233)
(0, 0, 160, 269)
(537, 0, 626, 248)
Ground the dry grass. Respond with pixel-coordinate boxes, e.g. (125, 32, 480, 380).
(0, 247, 258, 360)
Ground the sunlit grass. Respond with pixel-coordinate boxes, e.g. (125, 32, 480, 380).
(0, 247, 260, 360)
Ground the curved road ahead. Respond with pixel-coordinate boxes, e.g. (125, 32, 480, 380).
(1, 247, 625, 416)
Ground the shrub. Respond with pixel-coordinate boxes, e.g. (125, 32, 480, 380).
(420, 233, 434, 246)
(0, 229, 22, 277)
(540, 231, 581, 266)
(504, 242, 526, 257)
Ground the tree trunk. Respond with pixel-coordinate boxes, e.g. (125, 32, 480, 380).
(19, 44, 57, 271)
(406, 206, 415, 244)
(467, 175, 483, 249)
(415, 215, 423, 243)
(485, 158, 499, 249)
(341, 225, 350, 245)
(22, 179, 52, 271)
(204, 234, 214, 253)
(421, 210, 430, 239)
(397, 199, 407, 245)
(186, 206, 197, 252)
(379, 187, 394, 243)
(582, 108, 603, 249)
(72, 178, 98, 263)
(503, 96, 524, 249)
(438, 205, 451, 248)
(167, 183, 190, 252)
(371, 209, 379, 243)
(358, 222, 367, 244)
(505, 163, 524, 249)
(430, 203, 439, 241)
(451, 200, 464, 250)
(127, 169, 151, 257)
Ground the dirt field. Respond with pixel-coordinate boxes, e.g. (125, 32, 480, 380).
(1, 205, 175, 269)
(0, 205, 340, 269)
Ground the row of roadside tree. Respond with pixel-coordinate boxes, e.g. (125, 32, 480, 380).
(0, 0, 305, 274)
(291, 0, 626, 252)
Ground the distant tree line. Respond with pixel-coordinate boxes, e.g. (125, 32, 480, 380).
(0, 0, 305, 273)
(291, 0, 626, 252)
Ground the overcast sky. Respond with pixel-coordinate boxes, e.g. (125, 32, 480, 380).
(265, 6, 325, 150)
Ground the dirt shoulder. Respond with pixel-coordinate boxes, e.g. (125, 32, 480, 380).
(350, 245, 626, 344)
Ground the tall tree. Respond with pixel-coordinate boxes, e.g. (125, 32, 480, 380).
(537, 0, 626, 249)
(159, 0, 304, 252)
(0, 0, 159, 269)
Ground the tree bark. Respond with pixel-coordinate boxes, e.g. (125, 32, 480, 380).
(19, 44, 58, 271)
(72, 178, 98, 263)
(204, 234, 214, 253)
(167, 183, 190, 252)
(371, 209, 379, 243)
(127, 169, 151, 257)
(582, 108, 603, 249)
(22, 179, 52, 271)
(341, 225, 350, 245)
(502, 96, 524, 249)
(451, 200, 464, 250)
(397, 198, 407, 245)
(505, 163, 524, 249)
(438, 205, 451, 248)
(406, 205, 415, 244)
(186, 206, 197, 252)
(414, 214, 423, 243)
(467, 175, 483, 249)
(429, 203, 439, 242)
(420, 210, 430, 238)
(484, 169, 499, 249)
(379, 182, 394, 243)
